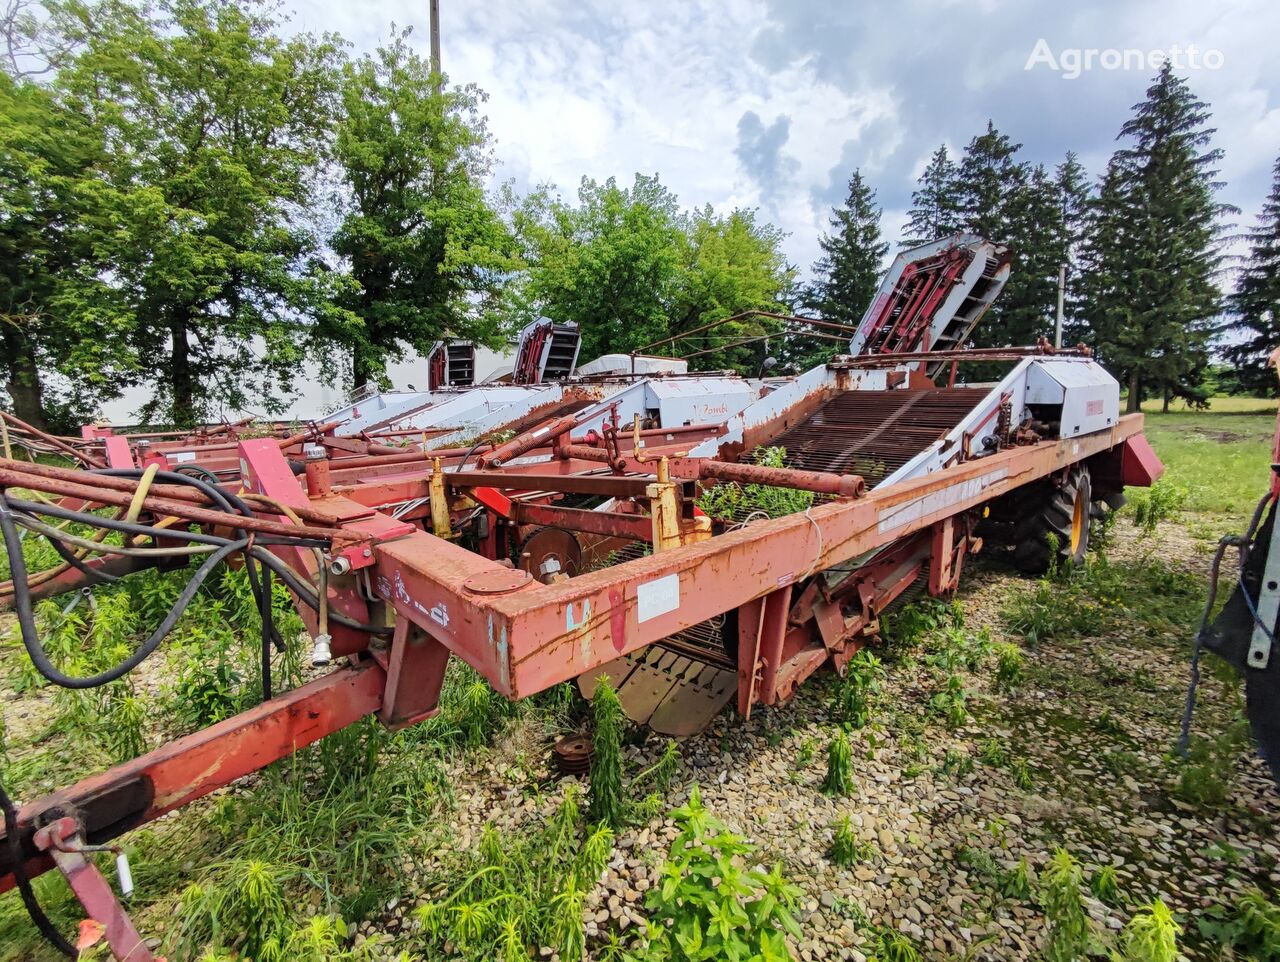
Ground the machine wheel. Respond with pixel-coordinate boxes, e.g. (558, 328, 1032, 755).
(518, 527, 584, 583)
(1012, 464, 1092, 574)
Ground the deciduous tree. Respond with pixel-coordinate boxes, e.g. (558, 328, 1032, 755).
(327, 31, 516, 389)
(56, 0, 346, 425)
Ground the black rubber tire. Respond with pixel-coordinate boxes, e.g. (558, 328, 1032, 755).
(1012, 464, 1092, 574)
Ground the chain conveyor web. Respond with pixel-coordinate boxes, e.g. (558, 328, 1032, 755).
(764, 387, 990, 487)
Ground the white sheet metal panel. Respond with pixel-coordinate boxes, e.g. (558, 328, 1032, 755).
(1025, 359, 1118, 438)
(644, 377, 759, 426)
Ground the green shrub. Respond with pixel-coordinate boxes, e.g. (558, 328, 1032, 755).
(695, 446, 814, 520)
(1129, 481, 1187, 535)
(1117, 899, 1181, 962)
(1000, 858, 1034, 900)
(1040, 849, 1101, 962)
(929, 674, 969, 728)
(1090, 865, 1121, 906)
(869, 927, 922, 962)
(631, 786, 802, 961)
(414, 787, 613, 961)
(1199, 889, 1280, 960)
(994, 643, 1025, 691)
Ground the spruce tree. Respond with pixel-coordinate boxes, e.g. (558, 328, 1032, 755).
(1227, 154, 1280, 394)
(953, 121, 1034, 346)
(1055, 151, 1092, 344)
(1081, 63, 1233, 412)
(955, 122, 1027, 246)
(902, 145, 962, 247)
(999, 163, 1068, 347)
(808, 169, 888, 329)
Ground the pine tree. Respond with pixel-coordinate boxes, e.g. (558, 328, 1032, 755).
(1081, 63, 1234, 412)
(1226, 154, 1280, 394)
(808, 169, 888, 329)
(902, 145, 961, 247)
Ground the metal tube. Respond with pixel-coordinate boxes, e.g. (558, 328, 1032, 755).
(480, 414, 581, 469)
(0, 468, 355, 543)
(692, 459, 865, 498)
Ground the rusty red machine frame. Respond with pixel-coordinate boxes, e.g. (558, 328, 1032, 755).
(0, 254, 1164, 957)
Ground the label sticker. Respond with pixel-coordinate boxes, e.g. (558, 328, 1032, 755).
(636, 574, 680, 623)
(170, 451, 196, 463)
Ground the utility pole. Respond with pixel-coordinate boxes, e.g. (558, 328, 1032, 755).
(1054, 262, 1066, 349)
(429, 0, 441, 76)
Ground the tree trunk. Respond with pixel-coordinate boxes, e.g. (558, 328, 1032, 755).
(1126, 371, 1141, 414)
(352, 350, 385, 394)
(5, 335, 48, 431)
(170, 313, 196, 427)
(1162, 388, 1171, 414)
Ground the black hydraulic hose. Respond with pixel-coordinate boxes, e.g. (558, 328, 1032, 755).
(6, 498, 231, 544)
(43, 531, 122, 585)
(12, 496, 384, 633)
(94, 468, 285, 651)
(0, 780, 75, 957)
(1, 491, 248, 689)
(244, 545, 392, 636)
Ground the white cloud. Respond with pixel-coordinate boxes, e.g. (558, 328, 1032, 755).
(289, 0, 1280, 278)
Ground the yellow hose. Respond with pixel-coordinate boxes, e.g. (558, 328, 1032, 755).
(124, 463, 159, 525)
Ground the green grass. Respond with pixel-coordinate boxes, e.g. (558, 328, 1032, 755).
(1139, 399, 1275, 518)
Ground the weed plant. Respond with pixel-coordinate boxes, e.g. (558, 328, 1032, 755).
(588, 678, 626, 829)
(695, 446, 814, 520)
(415, 786, 613, 961)
(821, 729, 855, 796)
(832, 648, 885, 728)
(827, 815, 876, 867)
(630, 786, 802, 961)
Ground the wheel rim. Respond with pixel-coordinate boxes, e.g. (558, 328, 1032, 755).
(1069, 487, 1086, 555)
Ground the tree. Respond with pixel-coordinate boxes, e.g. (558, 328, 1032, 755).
(670, 206, 793, 372)
(902, 145, 961, 248)
(1226, 154, 1280, 394)
(511, 174, 688, 364)
(510, 174, 791, 373)
(955, 122, 1026, 248)
(55, 0, 346, 426)
(1055, 151, 1092, 344)
(808, 170, 887, 328)
(1081, 64, 1233, 412)
(998, 163, 1068, 347)
(0, 69, 128, 429)
(326, 31, 516, 389)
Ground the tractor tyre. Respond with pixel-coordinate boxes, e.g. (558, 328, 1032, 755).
(1011, 464, 1092, 574)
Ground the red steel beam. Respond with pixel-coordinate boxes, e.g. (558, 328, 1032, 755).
(371, 416, 1147, 699)
(0, 661, 386, 891)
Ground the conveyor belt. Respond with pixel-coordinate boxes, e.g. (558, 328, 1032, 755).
(766, 387, 988, 487)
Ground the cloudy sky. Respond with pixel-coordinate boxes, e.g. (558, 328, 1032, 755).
(292, 0, 1280, 278)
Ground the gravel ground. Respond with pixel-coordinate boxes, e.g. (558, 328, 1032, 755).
(356, 521, 1277, 960)
(3, 519, 1276, 960)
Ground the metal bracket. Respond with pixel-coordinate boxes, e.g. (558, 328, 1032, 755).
(1249, 519, 1280, 670)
